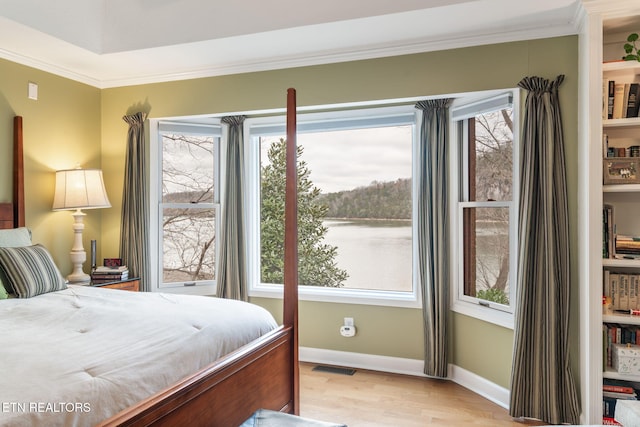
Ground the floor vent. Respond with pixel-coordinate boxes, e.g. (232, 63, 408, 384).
(312, 365, 356, 376)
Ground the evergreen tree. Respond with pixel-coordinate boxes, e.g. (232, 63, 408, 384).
(261, 138, 348, 287)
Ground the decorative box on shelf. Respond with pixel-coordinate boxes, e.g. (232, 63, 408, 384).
(603, 157, 640, 185)
(613, 343, 640, 375)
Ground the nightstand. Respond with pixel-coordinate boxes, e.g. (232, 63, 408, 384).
(91, 278, 140, 292)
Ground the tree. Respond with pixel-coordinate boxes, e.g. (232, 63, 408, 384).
(261, 138, 348, 287)
(161, 133, 216, 283)
(471, 109, 513, 304)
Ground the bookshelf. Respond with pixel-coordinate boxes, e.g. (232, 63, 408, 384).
(603, 312, 640, 326)
(603, 184, 640, 193)
(604, 117, 640, 128)
(601, 53, 640, 425)
(579, 4, 640, 424)
(604, 258, 640, 268)
(604, 368, 640, 383)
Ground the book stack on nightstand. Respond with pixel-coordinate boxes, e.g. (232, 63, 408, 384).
(91, 266, 129, 284)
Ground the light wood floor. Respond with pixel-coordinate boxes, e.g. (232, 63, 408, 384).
(299, 363, 547, 427)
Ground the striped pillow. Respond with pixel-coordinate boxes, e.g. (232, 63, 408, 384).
(0, 244, 67, 298)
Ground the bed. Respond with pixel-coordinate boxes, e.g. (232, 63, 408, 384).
(0, 89, 300, 426)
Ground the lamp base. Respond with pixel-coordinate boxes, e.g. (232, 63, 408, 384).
(67, 272, 91, 284)
(67, 210, 90, 284)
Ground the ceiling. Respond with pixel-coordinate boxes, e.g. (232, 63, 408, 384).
(0, 0, 582, 88)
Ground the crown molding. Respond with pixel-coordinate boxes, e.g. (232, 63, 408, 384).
(101, 23, 578, 89)
(2, 22, 578, 90)
(0, 48, 102, 88)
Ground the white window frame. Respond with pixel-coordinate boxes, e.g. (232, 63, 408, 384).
(245, 104, 422, 308)
(449, 90, 519, 329)
(148, 118, 222, 295)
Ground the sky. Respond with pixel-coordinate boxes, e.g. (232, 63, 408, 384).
(261, 125, 412, 194)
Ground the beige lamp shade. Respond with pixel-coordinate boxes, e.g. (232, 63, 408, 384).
(52, 168, 111, 283)
(52, 169, 111, 211)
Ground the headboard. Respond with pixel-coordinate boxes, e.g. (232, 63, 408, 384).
(1, 116, 25, 230)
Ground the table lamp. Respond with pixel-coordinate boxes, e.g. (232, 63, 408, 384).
(52, 168, 111, 283)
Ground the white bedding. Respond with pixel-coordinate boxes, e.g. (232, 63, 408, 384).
(0, 285, 278, 427)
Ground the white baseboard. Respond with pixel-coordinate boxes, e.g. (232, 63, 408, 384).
(300, 347, 510, 410)
(447, 364, 510, 410)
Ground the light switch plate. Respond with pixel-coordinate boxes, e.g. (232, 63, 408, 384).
(28, 82, 38, 100)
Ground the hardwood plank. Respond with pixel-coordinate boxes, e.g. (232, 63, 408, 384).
(299, 363, 546, 427)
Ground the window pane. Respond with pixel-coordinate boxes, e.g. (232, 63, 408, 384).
(160, 130, 217, 288)
(162, 134, 215, 203)
(162, 208, 215, 283)
(468, 109, 513, 202)
(260, 125, 412, 292)
(463, 206, 510, 305)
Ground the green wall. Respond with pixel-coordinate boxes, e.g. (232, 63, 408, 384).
(0, 34, 579, 391)
(0, 58, 102, 274)
(101, 35, 579, 389)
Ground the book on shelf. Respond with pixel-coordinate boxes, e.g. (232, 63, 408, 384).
(91, 273, 129, 280)
(620, 274, 630, 310)
(604, 378, 639, 394)
(602, 205, 640, 260)
(615, 234, 640, 260)
(93, 265, 128, 273)
(612, 83, 627, 119)
(603, 204, 615, 259)
(602, 415, 623, 426)
(626, 83, 640, 118)
(91, 265, 129, 283)
(603, 273, 640, 311)
(604, 396, 620, 419)
(604, 389, 638, 399)
(606, 80, 640, 120)
(602, 378, 640, 424)
(631, 275, 639, 311)
(604, 79, 615, 119)
(614, 254, 640, 260)
(91, 276, 129, 284)
(622, 83, 631, 118)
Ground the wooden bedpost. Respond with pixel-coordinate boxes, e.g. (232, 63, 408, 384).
(96, 91, 301, 427)
(13, 116, 25, 228)
(283, 88, 299, 415)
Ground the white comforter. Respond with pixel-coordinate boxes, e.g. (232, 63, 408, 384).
(0, 285, 278, 427)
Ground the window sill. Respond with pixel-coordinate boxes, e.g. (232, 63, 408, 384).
(152, 283, 217, 296)
(250, 283, 421, 308)
(451, 299, 514, 329)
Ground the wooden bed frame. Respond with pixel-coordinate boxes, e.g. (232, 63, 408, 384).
(1, 90, 299, 427)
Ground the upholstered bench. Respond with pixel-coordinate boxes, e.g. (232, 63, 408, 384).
(240, 409, 347, 427)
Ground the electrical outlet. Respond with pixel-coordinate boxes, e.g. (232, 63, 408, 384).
(344, 317, 354, 327)
(340, 325, 356, 337)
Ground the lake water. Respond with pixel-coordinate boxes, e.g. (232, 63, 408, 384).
(323, 219, 412, 292)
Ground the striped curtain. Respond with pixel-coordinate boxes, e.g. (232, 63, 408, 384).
(216, 116, 248, 301)
(509, 75, 579, 424)
(415, 99, 453, 378)
(120, 112, 151, 292)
